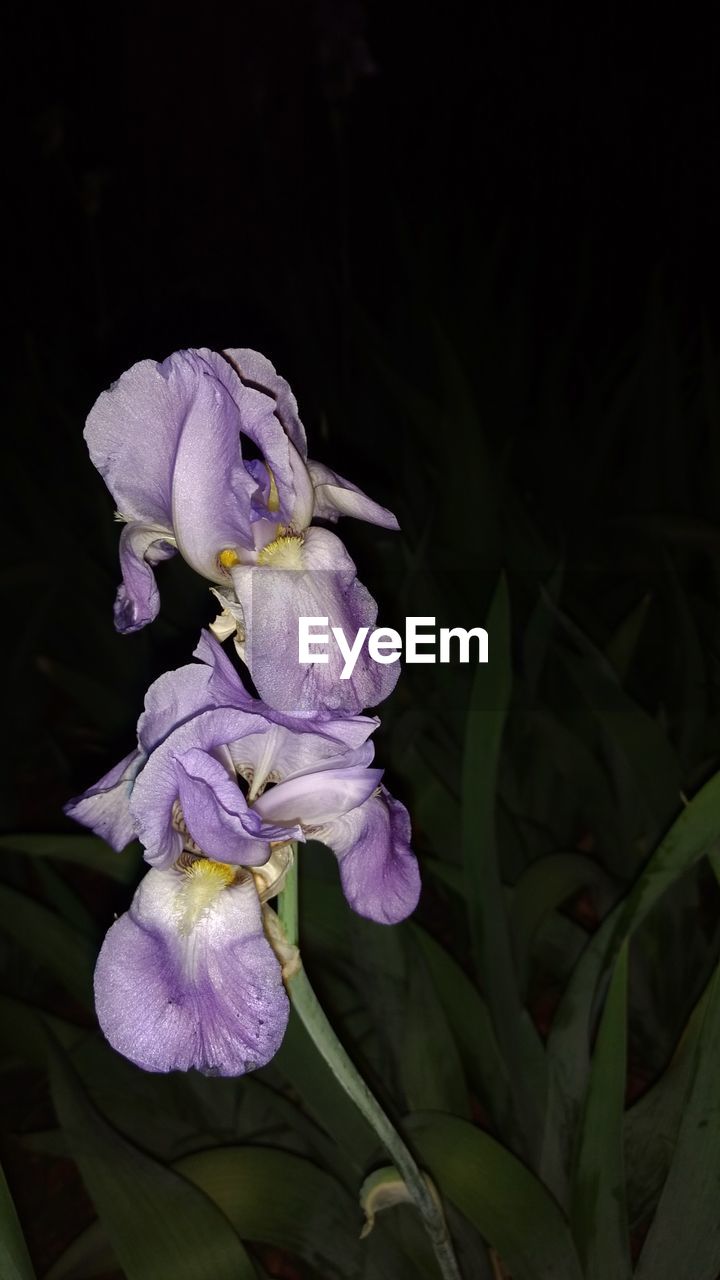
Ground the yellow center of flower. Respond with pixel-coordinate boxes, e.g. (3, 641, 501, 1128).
(218, 547, 240, 570)
(177, 857, 236, 934)
(258, 533, 305, 569)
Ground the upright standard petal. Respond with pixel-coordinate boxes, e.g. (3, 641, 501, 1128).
(168, 350, 277, 576)
(315, 787, 420, 925)
(222, 347, 308, 456)
(85, 356, 191, 527)
(308, 460, 399, 530)
(64, 749, 144, 852)
(94, 863, 288, 1075)
(230, 527, 400, 716)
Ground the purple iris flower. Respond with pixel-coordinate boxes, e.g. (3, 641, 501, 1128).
(86, 346, 399, 714)
(65, 632, 420, 1075)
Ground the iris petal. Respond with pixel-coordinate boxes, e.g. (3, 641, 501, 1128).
(315, 787, 420, 924)
(64, 749, 144, 852)
(94, 865, 288, 1075)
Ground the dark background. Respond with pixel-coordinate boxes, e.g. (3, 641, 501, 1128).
(4, 4, 720, 1274)
(5, 1, 720, 831)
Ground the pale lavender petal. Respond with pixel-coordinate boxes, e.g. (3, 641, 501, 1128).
(318, 786, 420, 924)
(222, 347, 308, 456)
(85, 356, 190, 527)
(253, 761, 382, 825)
(228, 723, 374, 800)
(64, 749, 144, 852)
(175, 748, 296, 863)
(308, 459, 399, 530)
(168, 350, 263, 577)
(130, 707, 271, 868)
(138, 665, 220, 755)
(230, 527, 400, 716)
(94, 865, 288, 1075)
(192, 630, 256, 711)
(197, 349, 298, 527)
(138, 634, 255, 755)
(114, 522, 177, 635)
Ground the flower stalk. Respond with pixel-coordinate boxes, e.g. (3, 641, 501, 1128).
(277, 850, 463, 1280)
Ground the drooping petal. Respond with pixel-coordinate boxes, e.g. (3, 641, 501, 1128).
(94, 864, 288, 1075)
(114, 522, 177, 634)
(64, 749, 144, 852)
(175, 748, 298, 864)
(130, 707, 272, 868)
(230, 527, 400, 716)
(308, 460, 400, 530)
(222, 347, 308, 456)
(317, 786, 420, 924)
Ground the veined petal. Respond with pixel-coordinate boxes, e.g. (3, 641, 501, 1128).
(168, 350, 263, 578)
(175, 748, 295, 864)
(253, 762, 383, 826)
(94, 864, 288, 1075)
(308, 460, 400, 530)
(64, 749, 144, 852)
(230, 527, 400, 716)
(114, 521, 177, 635)
(317, 787, 420, 924)
(222, 347, 308, 456)
(195, 349, 298, 527)
(192, 629, 256, 710)
(131, 707, 273, 868)
(228, 724, 374, 800)
(85, 355, 193, 527)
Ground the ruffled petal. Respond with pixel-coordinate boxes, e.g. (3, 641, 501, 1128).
(192, 630, 256, 710)
(222, 347, 308, 456)
(193, 349, 299, 528)
(130, 707, 272, 868)
(114, 521, 177, 635)
(230, 527, 400, 716)
(317, 787, 420, 924)
(85, 356, 190, 527)
(64, 749, 144, 852)
(94, 864, 288, 1075)
(175, 748, 296, 863)
(138, 632, 256, 755)
(308, 460, 399, 530)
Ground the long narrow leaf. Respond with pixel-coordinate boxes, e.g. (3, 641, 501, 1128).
(635, 957, 720, 1280)
(462, 574, 546, 1157)
(0, 1164, 36, 1280)
(48, 1038, 257, 1280)
(570, 942, 631, 1279)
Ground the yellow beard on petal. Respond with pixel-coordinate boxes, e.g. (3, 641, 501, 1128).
(218, 547, 241, 570)
(177, 858, 236, 935)
(258, 533, 305, 569)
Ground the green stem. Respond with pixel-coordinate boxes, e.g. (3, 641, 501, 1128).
(277, 849, 463, 1280)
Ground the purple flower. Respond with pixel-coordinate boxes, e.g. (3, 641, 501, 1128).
(94, 859, 289, 1076)
(65, 633, 420, 1075)
(86, 348, 398, 715)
